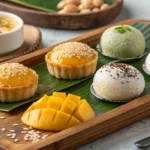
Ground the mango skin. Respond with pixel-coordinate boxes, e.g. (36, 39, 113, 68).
(21, 92, 95, 131)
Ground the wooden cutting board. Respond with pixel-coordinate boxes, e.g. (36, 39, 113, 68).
(0, 19, 150, 150)
(0, 0, 123, 29)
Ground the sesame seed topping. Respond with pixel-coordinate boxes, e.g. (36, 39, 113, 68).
(7, 134, 12, 137)
(21, 131, 27, 134)
(0, 63, 28, 79)
(13, 123, 19, 126)
(11, 134, 16, 139)
(1, 128, 6, 132)
(14, 139, 19, 142)
(10, 129, 15, 132)
(23, 127, 29, 130)
(51, 42, 94, 61)
(0, 116, 5, 119)
(41, 134, 49, 139)
(3, 122, 50, 143)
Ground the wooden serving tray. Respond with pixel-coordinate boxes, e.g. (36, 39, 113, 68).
(1, 19, 150, 150)
(0, 0, 123, 29)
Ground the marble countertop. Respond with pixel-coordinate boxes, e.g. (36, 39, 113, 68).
(39, 0, 150, 150)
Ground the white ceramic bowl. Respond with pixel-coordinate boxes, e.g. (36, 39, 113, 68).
(0, 11, 24, 55)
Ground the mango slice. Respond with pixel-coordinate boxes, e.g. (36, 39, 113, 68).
(21, 92, 95, 131)
(47, 96, 63, 110)
(60, 99, 77, 115)
(73, 99, 95, 122)
(33, 95, 48, 109)
(53, 92, 66, 99)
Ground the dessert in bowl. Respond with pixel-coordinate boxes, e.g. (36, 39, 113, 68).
(91, 63, 145, 102)
(100, 25, 146, 59)
(0, 11, 24, 54)
(45, 42, 98, 79)
(0, 63, 38, 102)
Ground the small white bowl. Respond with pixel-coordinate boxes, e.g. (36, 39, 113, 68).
(0, 11, 24, 55)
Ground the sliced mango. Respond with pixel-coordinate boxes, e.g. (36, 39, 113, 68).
(39, 108, 56, 130)
(67, 116, 81, 128)
(73, 99, 95, 122)
(60, 99, 77, 115)
(21, 111, 29, 125)
(53, 92, 66, 99)
(66, 94, 80, 105)
(33, 95, 48, 109)
(21, 92, 95, 131)
(47, 96, 63, 110)
(28, 109, 42, 129)
(23, 103, 35, 114)
(52, 111, 71, 131)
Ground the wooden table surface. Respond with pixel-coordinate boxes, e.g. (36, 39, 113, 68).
(0, 0, 150, 150)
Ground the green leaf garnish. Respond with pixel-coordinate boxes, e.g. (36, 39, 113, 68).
(115, 26, 132, 34)
(103, 0, 113, 5)
(124, 26, 132, 31)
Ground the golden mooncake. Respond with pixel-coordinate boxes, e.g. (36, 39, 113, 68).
(45, 42, 98, 79)
(0, 63, 38, 102)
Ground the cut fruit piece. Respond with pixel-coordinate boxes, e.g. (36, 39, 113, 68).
(66, 94, 80, 105)
(21, 111, 29, 125)
(47, 96, 63, 110)
(53, 111, 71, 131)
(67, 116, 81, 128)
(53, 92, 66, 99)
(23, 103, 35, 114)
(39, 108, 56, 130)
(33, 95, 48, 109)
(28, 109, 42, 129)
(60, 99, 77, 115)
(73, 99, 95, 122)
(21, 92, 95, 131)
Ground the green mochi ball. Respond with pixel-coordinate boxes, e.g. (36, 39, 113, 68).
(100, 25, 146, 59)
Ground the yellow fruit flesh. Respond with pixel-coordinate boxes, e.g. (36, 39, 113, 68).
(21, 92, 95, 131)
(73, 100, 95, 122)
(67, 116, 81, 128)
(47, 96, 63, 110)
(60, 99, 77, 115)
(39, 108, 56, 130)
(53, 92, 66, 99)
(67, 94, 80, 105)
(28, 109, 42, 129)
(33, 95, 48, 109)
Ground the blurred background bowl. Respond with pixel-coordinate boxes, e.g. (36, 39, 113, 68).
(0, 11, 23, 55)
(0, 0, 123, 29)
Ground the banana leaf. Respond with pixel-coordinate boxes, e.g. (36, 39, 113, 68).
(0, 63, 93, 111)
(0, 22, 150, 113)
(64, 22, 150, 114)
(8, 0, 113, 12)
(8, 0, 60, 12)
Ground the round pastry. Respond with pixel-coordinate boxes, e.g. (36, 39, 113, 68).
(144, 53, 150, 73)
(92, 63, 145, 102)
(45, 42, 98, 79)
(100, 25, 146, 59)
(0, 63, 38, 102)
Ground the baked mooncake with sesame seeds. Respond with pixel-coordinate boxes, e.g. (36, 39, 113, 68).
(0, 63, 38, 102)
(45, 42, 98, 79)
(92, 63, 145, 102)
